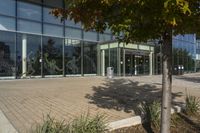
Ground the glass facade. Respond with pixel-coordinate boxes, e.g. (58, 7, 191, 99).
(0, 0, 198, 79)
(0, 0, 112, 79)
(99, 42, 154, 76)
(154, 34, 197, 74)
(0, 31, 16, 77)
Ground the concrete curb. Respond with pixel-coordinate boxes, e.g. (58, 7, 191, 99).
(0, 110, 18, 133)
(107, 106, 182, 131)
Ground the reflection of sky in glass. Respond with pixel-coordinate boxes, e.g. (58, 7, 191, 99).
(0, 0, 15, 16)
(18, 1, 42, 21)
(0, 31, 15, 61)
(173, 34, 196, 58)
(0, 16, 15, 31)
(43, 7, 63, 25)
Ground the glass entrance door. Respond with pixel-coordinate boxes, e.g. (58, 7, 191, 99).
(125, 50, 150, 76)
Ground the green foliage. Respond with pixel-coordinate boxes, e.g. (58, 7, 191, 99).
(70, 113, 107, 133)
(52, 0, 200, 43)
(32, 114, 69, 133)
(32, 113, 107, 133)
(142, 101, 161, 129)
(185, 95, 200, 115)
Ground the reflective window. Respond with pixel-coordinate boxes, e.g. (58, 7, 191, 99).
(65, 20, 81, 28)
(0, 0, 16, 16)
(43, 7, 63, 25)
(43, 37, 63, 75)
(99, 34, 111, 42)
(43, 24, 63, 37)
(17, 19, 42, 34)
(65, 27, 82, 39)
(110, 48, 118, 74)
(83, 42, 97, 74)
(65, 39, 81, 75)
(0, 31, 16, 77)
(18, 1, 42, 21)
(0, 16, 15, 31)
(43, 0, 63, 8)
(16, 34, 41, 77)
(83, 31, 97, 41)
(19, 0, 42, 4)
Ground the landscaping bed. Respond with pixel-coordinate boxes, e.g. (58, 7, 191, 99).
(111, 113, 200, 133)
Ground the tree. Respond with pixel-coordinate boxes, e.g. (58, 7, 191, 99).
(52, 0, 200, 132)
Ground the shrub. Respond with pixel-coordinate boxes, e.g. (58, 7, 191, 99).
(32, 113, 107, 133)
(32, 114, 69, 133)
(70, 113, 107, 133)
(142, 101, 161, 129)
(185, 94, 200, 115)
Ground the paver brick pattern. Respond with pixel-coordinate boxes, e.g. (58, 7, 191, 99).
(0, 73, 199, 133)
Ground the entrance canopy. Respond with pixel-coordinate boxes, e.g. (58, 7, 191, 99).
(98, 41, 155, 76)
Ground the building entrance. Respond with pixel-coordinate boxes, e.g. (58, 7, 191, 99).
(124, 50, 150, 76)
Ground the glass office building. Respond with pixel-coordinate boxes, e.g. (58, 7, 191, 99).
(0, 0, 112, 79)
(0, 0, 198, 79)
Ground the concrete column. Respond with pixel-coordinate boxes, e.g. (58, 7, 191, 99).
(149, 52, 153, 75)
(101, 50, 105, 76)
(134, 58, 137, 75)
(22, 34, 27, 78)
(117, 47, 121, 76)
(123, 49, 126, 76)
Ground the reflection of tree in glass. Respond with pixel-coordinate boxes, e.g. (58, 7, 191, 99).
(173, 48, 195, 72)
(66, 56, 80, 74)
(0, 42, 14, 76)
(43, 39, 62, 75)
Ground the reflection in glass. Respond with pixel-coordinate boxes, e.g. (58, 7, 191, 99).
(65, 39, 81, 75)
(18, 19, 42, 34)
(43, 24, 63, 37)
(65, 27, 82, 39)
(18, 1, 42, 21)
(0, 16, 15, 31)
(83, 42, 97, 74)
(43, 0, 63, 8)
(0, 0, 15, 16)
(0, 31, 15, 77)
(83, 31, 97, 41)
(110, 48, 118, 74)
(43, 7, 63, 25)
(16, 34, 41, 77)
(43, 37, 63, 75)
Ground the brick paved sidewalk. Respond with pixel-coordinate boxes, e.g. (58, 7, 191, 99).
(0, 73, 199, 133)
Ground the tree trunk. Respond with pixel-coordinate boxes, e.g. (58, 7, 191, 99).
(160, 30, 172, 133)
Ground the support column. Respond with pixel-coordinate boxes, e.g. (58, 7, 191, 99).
(101, 50, 105, 76)
(117, 47, 121, 76)
(134, 58, 137, 75)
(22, 34, 27, 78)
(123, 49, 125, 76)
(149, 52, 153, 75)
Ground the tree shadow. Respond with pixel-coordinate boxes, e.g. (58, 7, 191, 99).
(85, 78, 183, 133)
(175, 76, 200, 83)
(86, 78, 183, 114)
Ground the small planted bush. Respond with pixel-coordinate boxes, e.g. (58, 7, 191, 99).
(142, 101, 161, 129)
(70, 113, 107, 133)
(185, 95, 200, 115)
(32, 113, 107, 133)
(32, 114, 70, 133)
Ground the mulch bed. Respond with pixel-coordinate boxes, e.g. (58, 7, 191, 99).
(110, 113, 200, 133)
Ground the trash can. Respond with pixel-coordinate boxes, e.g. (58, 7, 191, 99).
(173, 65, 178, 75)
(107, 67, 114, 79)
(180, 65, 184, 75)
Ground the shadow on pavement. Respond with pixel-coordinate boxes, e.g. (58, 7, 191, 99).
(175, 76, 200, 83)
(86, 78, 183, 115)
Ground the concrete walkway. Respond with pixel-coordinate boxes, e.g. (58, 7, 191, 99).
(0, 73, 199, 133)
